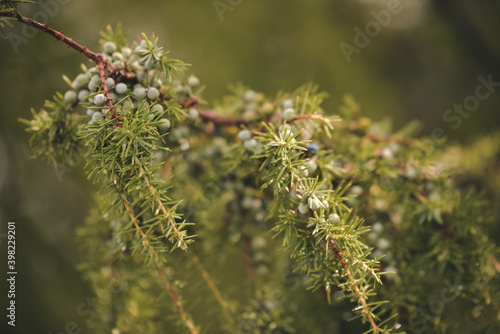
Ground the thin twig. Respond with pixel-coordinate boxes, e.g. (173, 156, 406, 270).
(1, 12, 120, 124)
(329, 239, 379, 333)
(190, 253, 235, 327)
(121, 195, 198, 334)
(135, 160, 187, 250)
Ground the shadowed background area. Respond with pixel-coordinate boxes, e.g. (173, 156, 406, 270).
(0, 0, 499, 333)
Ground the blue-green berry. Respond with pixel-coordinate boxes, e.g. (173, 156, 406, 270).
(88, 75, 101, 91)
(350, 185, 363, 195)
(244, 90, 256, 102)
(377, 238, 390, 250)
(109, 93, 118, 103)
(102, 41, 117, 54)
(72, 73, 90, 89)
(86, 109, 95, 116)
(92, 111, 104, 122)
(188, 75, 200, 87)
(282, 99, 294, 109)
(147, 87, 160, 100)
(298, 202, 309, 214)
(64, 90, 77, 104)
(115, 83, 128, 94)
(121, 47, 132, 59)
(105, 78, 115, 89)
(158, 118, 171, 132)
(133, 87, 146, 100)
(405, 167, 418, 179)
(308, 197, 322, 211)
(283, 108, 295, 121)
(329, 213, 340, 223)
(381, 147, 393, 160)
(238, 129, 252, 141)
(94, 94, 107, 106)
(372, 222, 383, 233)
(244, 138, 258, 151)
(251, 236, 267, 250)
(112, 52, 123, 61)
(152, 104, 164, 113)
(189, 108, 199, 119)
(302, 159, 317, 174)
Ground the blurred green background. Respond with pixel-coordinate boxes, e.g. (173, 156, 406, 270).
(1, 0, 499, 333)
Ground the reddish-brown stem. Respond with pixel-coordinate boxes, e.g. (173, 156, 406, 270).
(242, 235, 256, 279)
(97, 62, 120, 126)
(199, 110, 246, 126)
(1, 12, 120, 124)
(122, 196, 198, 334)
(329, 239, 379, 333)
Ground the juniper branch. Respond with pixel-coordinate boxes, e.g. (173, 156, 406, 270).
(0, 11, 120, 123)
(122, 194, 198, 334)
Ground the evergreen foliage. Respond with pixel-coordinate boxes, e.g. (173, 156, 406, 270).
(2, 2, 500, 333)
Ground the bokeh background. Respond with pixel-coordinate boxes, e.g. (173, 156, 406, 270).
(0, 0, 499, 333)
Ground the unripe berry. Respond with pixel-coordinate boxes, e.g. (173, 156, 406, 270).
(244, 90, 256, 102)
(302, 159, 317, 174)
(279, 124, 294, 138)
(377, 238, 390, 250)
(188, 108, 199, 119)
(244, 138, 258, 151)
(289, 190, 299, 200)
(86, 109, 95, 116)
(109, 93, 118, 104)
(251, 236, 267, 250)
(64, 90, 77, 104)
(350, 185, 363, 195)
(187, 75, 200, 87)
(381, 147, 394, 160)
(152, 79, 162, 88)
(152, 104, 164, 114)
(282, 98, 294, 109)
(105, 78, 115, 89)
(238, 129, 252, 141)
(147, 87, 160, 100)
(115, 83, 128, 94)
(88, 75, 101, 91)
(144, 60, 154, 70)
(94, 94, 107, 106)
(158, 118, 171, 132)
(298, 202, 309, 214)
(372, 222, 383, 233)
(405, 167, 418, 180)
(103, 41, 117, 54)
(112, 52, 123, 61)
(283, 108, 296, 121)
(329, 213, 340, 223)
(72, 73, 90, 89)
(121, 47, 132, 59)
(92, 111, 104, 122)
(308, 197, 322, 211)
(133, 86, 147, 100)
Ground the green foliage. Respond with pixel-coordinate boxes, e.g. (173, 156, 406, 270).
(8, 22, 500, 334)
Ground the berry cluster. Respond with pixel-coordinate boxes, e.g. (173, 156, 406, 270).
(61, 38, 201, 132)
